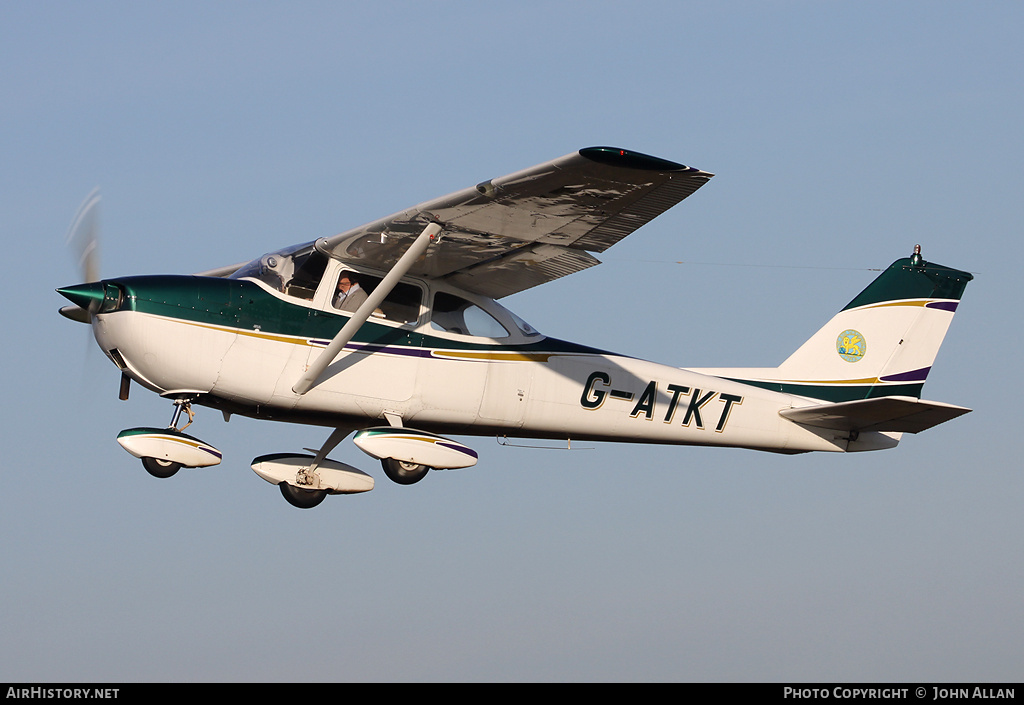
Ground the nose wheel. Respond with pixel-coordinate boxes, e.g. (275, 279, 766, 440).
(142, 456, 182, 478)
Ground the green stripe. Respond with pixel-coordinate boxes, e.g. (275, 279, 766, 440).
(843, 257, 972, 311)
(116, 426, 207, 443)
(727, 378, 924, 402)
(111, 275, 608, 355)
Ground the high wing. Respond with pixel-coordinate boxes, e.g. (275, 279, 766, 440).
(316, 147, 713, 298)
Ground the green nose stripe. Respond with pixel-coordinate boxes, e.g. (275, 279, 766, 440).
(57, 282, 105, 310)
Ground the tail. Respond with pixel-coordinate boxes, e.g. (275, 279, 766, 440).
(694, 247, 973, 442)
(698, 246, 973, 403)
(772, 246, 972, 401)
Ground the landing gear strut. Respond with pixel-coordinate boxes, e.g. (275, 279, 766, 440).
(167, 397, 195, 432)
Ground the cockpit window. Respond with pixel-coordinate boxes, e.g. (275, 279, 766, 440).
(431, 292, 510, 338)
(230, 241, 328, 301)
(335, 272, 422, 324)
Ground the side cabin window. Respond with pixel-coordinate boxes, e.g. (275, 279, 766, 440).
(430, 292, 510, 338)
(231, 242, 328, 301)
(331, 269, 422, 325)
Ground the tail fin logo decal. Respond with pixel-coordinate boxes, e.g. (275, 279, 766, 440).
(837, 329, 866, 363)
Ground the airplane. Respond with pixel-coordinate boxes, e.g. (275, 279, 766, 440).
(57, 146, 974, 509)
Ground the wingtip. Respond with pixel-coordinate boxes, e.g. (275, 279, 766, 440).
(578, 146, 707, 174)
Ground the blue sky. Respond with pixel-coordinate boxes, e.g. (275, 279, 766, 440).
(2, 1, 1021, 682)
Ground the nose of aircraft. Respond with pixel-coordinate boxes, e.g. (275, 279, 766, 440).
(57, 282, 106, 311)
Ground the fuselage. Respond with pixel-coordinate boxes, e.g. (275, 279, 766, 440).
(78, 267, 895, 455)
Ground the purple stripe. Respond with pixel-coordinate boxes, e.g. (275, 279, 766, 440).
(926, 301, 959, 312)
(438, 442, 478, 458)
(308, 340, 433, 358)
(349, 343, 434, 358)
(880, 366, 931, 383)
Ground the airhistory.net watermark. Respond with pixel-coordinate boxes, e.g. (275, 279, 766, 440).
(6, 689, 118, 700)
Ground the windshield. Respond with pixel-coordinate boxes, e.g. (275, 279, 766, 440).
(230, 241, 328, 300)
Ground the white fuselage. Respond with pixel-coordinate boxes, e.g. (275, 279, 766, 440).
(89, 271, 896, 455)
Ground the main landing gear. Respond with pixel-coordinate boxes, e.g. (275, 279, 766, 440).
(354, 426, 478, 490)
(116, 400, 479, 510)
(251, 427, 374, 509)
(254, 425, 480, 509)
(278, 483, 329, 509)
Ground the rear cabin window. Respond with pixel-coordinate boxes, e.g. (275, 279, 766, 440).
(430, 292, 510, 338)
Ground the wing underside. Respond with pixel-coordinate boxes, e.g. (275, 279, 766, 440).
(318, 147, 713, 298)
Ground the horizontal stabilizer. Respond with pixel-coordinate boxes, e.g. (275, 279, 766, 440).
(780, 396, 971, 434)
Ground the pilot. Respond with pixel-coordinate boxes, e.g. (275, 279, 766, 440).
(333, 272, 368, 312)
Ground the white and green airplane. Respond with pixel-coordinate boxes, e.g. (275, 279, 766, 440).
(58, 147, 973, 508)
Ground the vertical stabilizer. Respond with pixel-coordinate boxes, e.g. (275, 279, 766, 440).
(696, 248, 973, 402)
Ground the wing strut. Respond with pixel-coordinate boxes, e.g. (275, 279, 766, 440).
(292, 221, 442, 395)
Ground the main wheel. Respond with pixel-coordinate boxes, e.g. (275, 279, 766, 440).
(279, 482, 328, 509)
(141, 456, 182, 479)
(381, 458, 431, 485)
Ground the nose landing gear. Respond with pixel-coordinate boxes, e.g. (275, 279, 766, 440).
(115, 397, 223, 478)
(141, 456, 183, 479)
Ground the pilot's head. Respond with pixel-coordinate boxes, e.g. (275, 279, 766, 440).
(337, 273, 356, 292)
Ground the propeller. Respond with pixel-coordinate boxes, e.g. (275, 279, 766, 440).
(58, 188, 103, 322)
(68, 187, 101, 283)
(57, 188, 130, 400)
